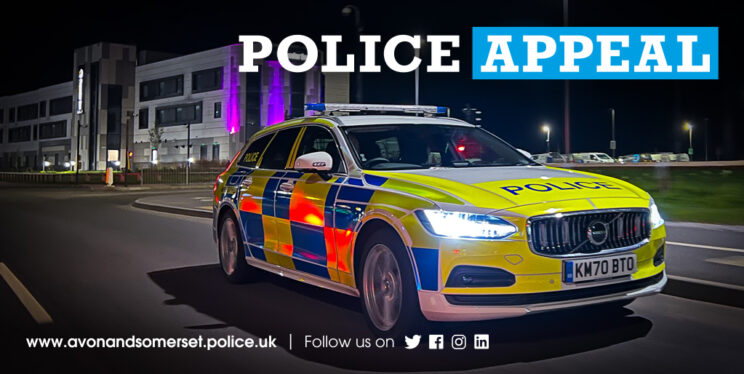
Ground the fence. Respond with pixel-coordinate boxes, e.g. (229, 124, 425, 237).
(0, 172, 138, 184)
(140, 168, 221, 185)
(0, 168, 222, 185)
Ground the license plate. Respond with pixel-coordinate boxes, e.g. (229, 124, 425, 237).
(564, 254, 636, 283)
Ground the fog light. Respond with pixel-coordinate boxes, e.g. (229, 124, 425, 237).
(654, 244, 665, 266)
(445, 265, 516, 287)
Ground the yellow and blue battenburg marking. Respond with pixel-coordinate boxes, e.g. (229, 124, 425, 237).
(226, 168, 443, 291)
(232, 170, 405, 283)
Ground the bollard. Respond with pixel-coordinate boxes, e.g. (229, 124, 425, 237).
(106, 167, 114, 186)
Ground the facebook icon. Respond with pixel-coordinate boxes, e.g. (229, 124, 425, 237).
(429, 334, 444, 350)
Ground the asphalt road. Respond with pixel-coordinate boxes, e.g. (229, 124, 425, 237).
(1, 186, 743, 373)
(139, 191, 744, 288)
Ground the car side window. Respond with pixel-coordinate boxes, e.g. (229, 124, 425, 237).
(237, 134, 273, 168)
(294, 126, 345, 173)
(259, 127, 302, 170)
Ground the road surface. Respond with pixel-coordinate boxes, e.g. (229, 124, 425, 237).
(1, 186, 742, 373)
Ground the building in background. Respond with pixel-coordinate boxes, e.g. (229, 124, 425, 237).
(0, 42, 346, 171)
(0, 82, 73, 170)
(72, 42, 137, 171)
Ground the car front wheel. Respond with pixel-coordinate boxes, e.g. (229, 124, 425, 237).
(358, 228, 421, 337)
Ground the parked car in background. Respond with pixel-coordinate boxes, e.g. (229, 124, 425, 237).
(676, 153, 690, 162)
(572, 152, 616, 163)
(531, 152, 568, 163)
(618, 154, 638, 164)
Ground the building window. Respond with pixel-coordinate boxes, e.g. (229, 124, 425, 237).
(192, 67, 223, 93)
(39, 101, 47, 117)
(0, 108, 4, 124)
(39, 121, 67, 139)
(8, 126, 31, 143)
(17, 103, 39, 121)
(155, 102, 202, 127)
(212, 143, 220, 161)
(33, 125, 37, 140)
(8, 107, 16, 122)
(214, 102, 222, 119)
(49, 96, 73, 115)
(138, 108, 149, 129)
(200, 144, 208, 160)
(140, 75, 184, 101)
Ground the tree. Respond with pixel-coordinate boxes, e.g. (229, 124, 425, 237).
(148, 126, 164, 151)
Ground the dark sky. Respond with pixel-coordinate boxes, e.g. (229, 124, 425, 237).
(1, 0, 741, 159)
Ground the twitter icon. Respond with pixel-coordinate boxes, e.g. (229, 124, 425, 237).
(404, 335, 421, 349)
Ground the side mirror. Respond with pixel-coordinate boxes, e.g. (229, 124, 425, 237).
(517, 148, 532, 159)
(294, 151, 333, 172)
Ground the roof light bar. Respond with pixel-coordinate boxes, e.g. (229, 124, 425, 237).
(306, 103, 449, 116)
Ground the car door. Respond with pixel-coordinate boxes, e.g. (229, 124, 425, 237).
(283, 125, 347, 282)
(234, 133, 274, 257)
(237, 127, 301, 267)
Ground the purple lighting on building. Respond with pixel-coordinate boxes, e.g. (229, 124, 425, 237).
(266, 61, 286, 126)
(225, 62, 240, 134)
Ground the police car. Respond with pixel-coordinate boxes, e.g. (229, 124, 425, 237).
(212, 103, 667, 336)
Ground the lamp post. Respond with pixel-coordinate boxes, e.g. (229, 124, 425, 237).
(704, 117, 709, 161)
(684, 122, 693, 160)
(610, 108, 616, 158)
(414, 36, 426, 106)
(542, 124, 551, 153)
(186, 122, 191, 185)
(342, 5, 363, 103)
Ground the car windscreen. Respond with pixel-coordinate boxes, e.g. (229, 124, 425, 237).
(342, 124, 535, 170)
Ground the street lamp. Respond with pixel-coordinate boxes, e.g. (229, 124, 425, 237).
(342, 5, 363, 103)
(186, 122, 191, 185)
(542, 124, 551, 153)
(684, 122, 693, 160)
(414, 36, 426, 106)
(610, 108, 616, 158)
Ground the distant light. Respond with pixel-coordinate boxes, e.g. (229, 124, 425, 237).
(43, 161, 51, 167)
(684, 122, 693, 130)
(63, 162, 71, 168)
(456, 145, 466, 152)
(76, 68, 84, 114)
(151, 160, 159, 165)
(188, 157, 195, 163)
(113, 160, 121, 166)
(542, 125, 550, 133)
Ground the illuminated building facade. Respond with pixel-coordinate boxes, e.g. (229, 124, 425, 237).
(0, 42, 344, 171)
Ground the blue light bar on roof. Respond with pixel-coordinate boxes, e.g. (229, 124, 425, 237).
(305, 103, 448, 115)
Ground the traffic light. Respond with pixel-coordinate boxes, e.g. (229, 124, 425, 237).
(128, 151, 134, 158)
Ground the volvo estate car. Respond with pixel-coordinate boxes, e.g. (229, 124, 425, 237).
(212, 103, 667, 336)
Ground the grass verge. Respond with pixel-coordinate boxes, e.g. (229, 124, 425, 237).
(578, 166, 744, 225)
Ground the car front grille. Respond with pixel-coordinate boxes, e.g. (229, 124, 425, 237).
(528, 209, 651, 257)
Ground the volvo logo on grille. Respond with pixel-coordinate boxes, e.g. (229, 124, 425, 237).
(586, 220, 609, 245)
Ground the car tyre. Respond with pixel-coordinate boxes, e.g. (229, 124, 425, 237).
(218, 213, 253, 283)
(358, 227, 422, 338)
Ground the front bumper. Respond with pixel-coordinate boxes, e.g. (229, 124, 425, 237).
(418, 270, 666, 322)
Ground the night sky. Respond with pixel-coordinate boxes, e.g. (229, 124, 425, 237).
(1, 0, 741, 159)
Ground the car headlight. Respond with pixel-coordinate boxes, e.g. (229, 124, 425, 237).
(415, 210, 518, 239)
(649, 198, 664, 229)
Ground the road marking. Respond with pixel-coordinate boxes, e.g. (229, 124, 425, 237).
(666, 241, 744, 254)
(668, 274, 744, 292)
(705, 256, 744, 268)
(0, 262, 53, 324)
